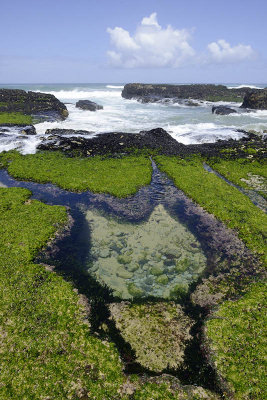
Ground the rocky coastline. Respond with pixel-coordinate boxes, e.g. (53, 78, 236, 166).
(122, 83, 267, 109)
(37, 127, 266, 159)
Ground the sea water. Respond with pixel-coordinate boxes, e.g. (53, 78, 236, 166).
(0, 83, 267, 154)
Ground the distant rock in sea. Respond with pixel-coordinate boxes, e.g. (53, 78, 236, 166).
(212, 106, 237, 115)
(76, 100, 103, 111)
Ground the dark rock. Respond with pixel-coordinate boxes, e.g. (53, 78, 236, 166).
(241, 89, 267, 109)
(212, 106, 237, 115)
(20, 125, 36, 135)
(0, 89, 68, 121)
(0, 123, 36, 135)
(76, 100, 103, 111)
(122, 83, 256, 103)
(37, 127, 265, 160)
(45, 128, 94, 136)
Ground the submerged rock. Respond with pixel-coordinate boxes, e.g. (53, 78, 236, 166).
(85, 204, 207, 299)
(109, 302, 193, 372)
(76, 100, 103, 111)
(212, 106, 237, 115)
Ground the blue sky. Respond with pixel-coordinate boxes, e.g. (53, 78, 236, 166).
(1, 0, 266, 83)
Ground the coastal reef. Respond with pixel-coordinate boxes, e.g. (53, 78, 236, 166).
(121, 83, 259, 103)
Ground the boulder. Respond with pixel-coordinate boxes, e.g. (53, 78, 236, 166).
(76, 100, 103, 111)
(0, 89, 68, 121)
(20, 125, 36, 135)
(241, 89, 267, 109)
(212, 106, 237, 115)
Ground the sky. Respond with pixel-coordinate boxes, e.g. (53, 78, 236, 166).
(1, 0, 266, 83)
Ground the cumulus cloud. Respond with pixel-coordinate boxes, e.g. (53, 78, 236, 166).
(107, 13, 256, 68)
(107, 13, 195, 68)
(207, 39, 255, 63)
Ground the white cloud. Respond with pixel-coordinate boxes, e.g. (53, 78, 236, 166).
(207, 39, 255, 63)
(107, 14, 256, 68)
(107, 13, 195, 68)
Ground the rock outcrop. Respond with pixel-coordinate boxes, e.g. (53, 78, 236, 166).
(122, 83, 254, 103)
(241, 89, 267, 109)
(76, 100, 103, 111)
(212, 106, 237, 115)
(38, 127, 265, 159)
(0, 89, 68, 121)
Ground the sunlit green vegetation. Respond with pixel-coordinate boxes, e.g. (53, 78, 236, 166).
(0, 188, 125, 399)
(206, 282, 267, 399)
(0, 150, 152, 197)
(208, 157, 267, 199)
(155, 155, 267, 259)
(0, 112, 32, 124)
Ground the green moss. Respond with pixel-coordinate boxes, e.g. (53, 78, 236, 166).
(206, 282, 267, 399)
(155, 155, 267, 260)
(0, 150, 152, 197)
(0, 187, 125, 399)
(209, 157, 267, 199)
(0, 111, 32, 124)
(206, 95, 242, 102)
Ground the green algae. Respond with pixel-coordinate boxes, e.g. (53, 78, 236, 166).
(209, 157, 267, 199)
(0, 150, 152, 197)
(133, 379, 220, 400)
(0, 187, 126, 399)
(155, 155, 267, 261)
(0, 111, 33, 124)
(206, 282, 267, 399)
(109, 302, 193, 372)
(85, 204, 207, 299)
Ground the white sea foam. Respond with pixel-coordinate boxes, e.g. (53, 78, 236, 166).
(34, 89, 121, 100)
(106, 85, 124, 89)
(167, 123, 244, 144)
(227, 84, 264, 90)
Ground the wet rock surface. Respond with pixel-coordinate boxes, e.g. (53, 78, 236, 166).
(0, 88, 68, 121)
(241, 89, 267, 109)
(212, 105, 237, 115)
(38, 127, 265, 159)
(76, 100, 103, 111)
(109, 302, 193, 372)
(0, 124, 36, 135)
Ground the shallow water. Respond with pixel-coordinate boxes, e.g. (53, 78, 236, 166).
(0, 161, 255, 300)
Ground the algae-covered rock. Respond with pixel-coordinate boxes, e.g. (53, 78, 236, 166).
(241, 89, 267, 109)
(0, 88, 68, 121)
(109, 302, 193, 372)
(131, 375, 220, 399)
(204, 282, 266, 400)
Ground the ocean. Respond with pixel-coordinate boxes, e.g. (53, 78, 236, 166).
(1, 83, 267, 154)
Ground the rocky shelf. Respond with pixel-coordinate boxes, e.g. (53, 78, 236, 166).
(121, 83, 267, 108)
